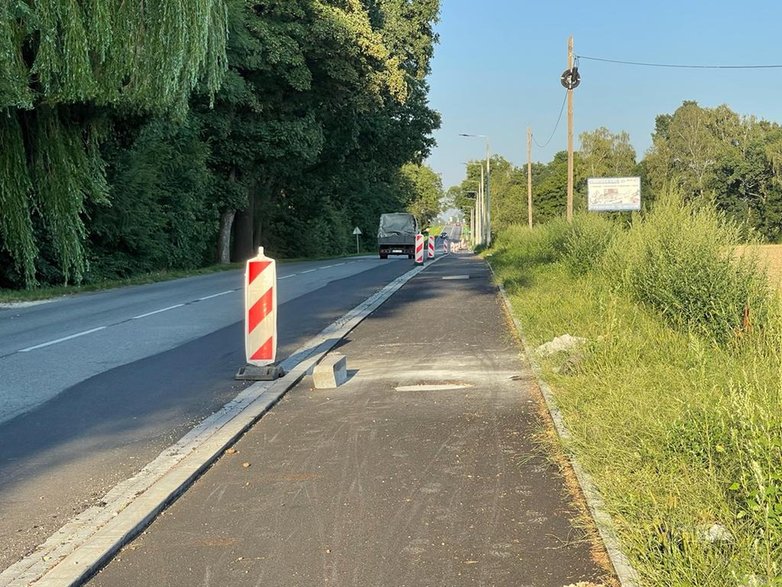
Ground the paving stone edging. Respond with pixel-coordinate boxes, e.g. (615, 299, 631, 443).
(492, 273, 641, 587)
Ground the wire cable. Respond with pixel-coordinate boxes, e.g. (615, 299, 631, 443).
(576, 54, 782, 69)
(532, 91, 567, 149)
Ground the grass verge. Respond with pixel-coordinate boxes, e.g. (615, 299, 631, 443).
(489, 195, 782, 586)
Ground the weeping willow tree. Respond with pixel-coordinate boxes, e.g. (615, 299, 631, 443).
(0, 1, 227, 286)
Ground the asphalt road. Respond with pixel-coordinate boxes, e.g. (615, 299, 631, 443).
(0, 256, 415, 572)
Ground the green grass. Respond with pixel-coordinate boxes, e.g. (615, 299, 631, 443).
(489, 195, 782, 586)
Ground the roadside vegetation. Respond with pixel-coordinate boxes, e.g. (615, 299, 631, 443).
(0, 1, 443, 291)
(490, 193, 782, 586)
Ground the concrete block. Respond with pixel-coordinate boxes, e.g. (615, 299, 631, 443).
(312, 353, 348, 389)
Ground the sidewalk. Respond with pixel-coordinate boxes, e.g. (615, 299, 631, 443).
(90, 253, 615, 587)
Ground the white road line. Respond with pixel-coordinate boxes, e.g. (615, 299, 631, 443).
(300, 269, 317, 274)
(198, 290, 234, 301)
(278, 274, 295, 280)
(18, 327, 107, 353)
(333, 262, 346, 266)
(131, 304, 184, 320)
(320, 264, 335, 269)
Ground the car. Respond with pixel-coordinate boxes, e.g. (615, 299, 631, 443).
(440, 231, 449, 239)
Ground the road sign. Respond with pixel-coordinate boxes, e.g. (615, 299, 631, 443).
(587, 177, 641, 211)
(352, 227, 362, 235)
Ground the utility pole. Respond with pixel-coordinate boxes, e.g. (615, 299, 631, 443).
(527, 127, 533, 229)
(566, 35, 574, 223)
(485, 142, 491, 247)
(470, 207, 475, 249)
(478, 163, 485, 246)
(459, 133, 491, 246)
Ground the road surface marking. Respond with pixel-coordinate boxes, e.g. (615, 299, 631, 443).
(395, 383, 473, 391)
(198, 290, 234, 301)
(278, 274, 294, 280)
(301, 269, 317, 274)
(18, 327, 107, 353)
(131, 304, 185, 320)
(442, 275, 470, 280)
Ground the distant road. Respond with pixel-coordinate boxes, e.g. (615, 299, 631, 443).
(0, 256, 414, 571)
(440, 223, 463, 248)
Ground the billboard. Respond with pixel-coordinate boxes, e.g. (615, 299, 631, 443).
(587, 177, 641, 212)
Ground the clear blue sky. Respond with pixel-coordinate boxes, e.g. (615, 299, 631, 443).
(425, 0, 782, 189)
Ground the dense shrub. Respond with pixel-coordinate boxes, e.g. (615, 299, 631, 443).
(492, 218, 571, 267)
(602, 192, 772, 344)
(88, 117, 216, 281)
(562, 212, 618, 275)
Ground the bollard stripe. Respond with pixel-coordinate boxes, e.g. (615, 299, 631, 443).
(248, 261, 271, 285)
(248, 287, 274, 334)
(250, 336, 274, 361)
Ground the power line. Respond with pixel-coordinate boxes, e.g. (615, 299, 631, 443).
(532, 91, 567, 149)
(576, 54, 782, 69)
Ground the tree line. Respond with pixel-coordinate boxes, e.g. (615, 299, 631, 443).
(455, 100, 782, 241)
(0, 0, 442, 290)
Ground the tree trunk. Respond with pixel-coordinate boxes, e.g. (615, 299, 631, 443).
(231, 189, 255, 262)
(216, 209, 236, 264)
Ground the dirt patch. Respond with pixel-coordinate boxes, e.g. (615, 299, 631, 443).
(735, 244, 782, 288)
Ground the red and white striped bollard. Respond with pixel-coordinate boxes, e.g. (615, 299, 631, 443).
(427, 235, 435, 260)
(415, 234, 425, 265)
(245, 247, 277, 366)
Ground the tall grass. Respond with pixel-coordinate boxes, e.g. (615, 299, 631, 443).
(601, 193, 773, 345)
(491, 192, 782, 586)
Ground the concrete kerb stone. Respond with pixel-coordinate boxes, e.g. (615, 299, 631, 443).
(312, 353, 348, 388)
(5, 256, 444, 587)
(491, 272, 641, 587)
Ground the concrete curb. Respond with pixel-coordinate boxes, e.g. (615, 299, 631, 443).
(2, 258, 441, 587)
(492, 273, 640, 587)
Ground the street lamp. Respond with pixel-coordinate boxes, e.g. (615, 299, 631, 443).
(459, 134, 491, 247)
(464, 190, 477, 248)
(461, 160, 482, 248)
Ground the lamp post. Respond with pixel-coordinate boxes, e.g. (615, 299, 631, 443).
(459, 133, 491, 247)
(464, 190, 477, 249)
(461, 162, 479, 248)
(466, 163, 483, 247)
